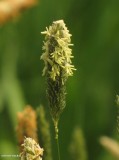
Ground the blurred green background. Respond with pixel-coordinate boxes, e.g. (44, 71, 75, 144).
(0, 0, 119, 160)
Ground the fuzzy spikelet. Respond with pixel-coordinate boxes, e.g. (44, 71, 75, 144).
(37, 106, 52, 160)
(9, 0, 37, 9)
(16, 105, 38, 149)
(41, 20, 76, 138)
(41, 20, 76, 82)
(20, 137, 43, 160)
(0, 0, 37, 25)
(0, 1, 17, 24)
(69, 127, 88, 160)
(100, 136, 119, 159)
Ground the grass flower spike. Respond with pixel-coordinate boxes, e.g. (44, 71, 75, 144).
(41, 20, 76, 81)
(21, 137, 43, 160)
(100, 136, 119, 159)
(37, 106, 52, 160)
(69, 127, 88, 160)
(16, 105, 38, 150)
(41, 20, 76, 138)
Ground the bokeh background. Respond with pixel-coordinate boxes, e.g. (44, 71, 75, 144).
(0, 0, 119, 160)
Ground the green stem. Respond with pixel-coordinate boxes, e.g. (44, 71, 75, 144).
(54, 122, 61, 160)
(56, 136, 61, 160)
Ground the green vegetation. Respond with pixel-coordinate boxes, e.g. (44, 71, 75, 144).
(0, 0, 119, 160)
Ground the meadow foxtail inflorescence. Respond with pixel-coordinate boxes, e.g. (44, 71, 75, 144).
(20, 137, 43, 160)
(37, 106, 52, 160)
(41, 20, 76, 138)
(16, 105, 38, 150)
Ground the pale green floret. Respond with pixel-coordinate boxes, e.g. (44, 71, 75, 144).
(41, 20, 76, 81)
(20, 137, 43, 160)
